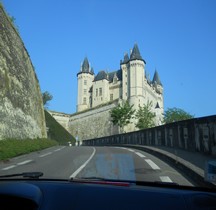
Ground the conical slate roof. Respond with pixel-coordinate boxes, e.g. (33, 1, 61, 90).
(130, 43, 142, 60)
(82, 57, 90, 72)
(123, 53, 129, 63)
(152, 70, 162, 86)
(120, 43, 146, 64)
(77, 57, 94, 76)
(90, 67, 94, 74)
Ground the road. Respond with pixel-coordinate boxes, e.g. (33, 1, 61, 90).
(0, 146, 192, 186)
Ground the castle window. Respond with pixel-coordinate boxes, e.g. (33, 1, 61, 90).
(84, 89, 87, 95)
(96, 89, 98, 96)
(84, 80, 87, 85)
(101, 97, 103, 101)
(99, 88, 102, 96)
(110, 94, 113, 101)
(83, 97, 87, 104)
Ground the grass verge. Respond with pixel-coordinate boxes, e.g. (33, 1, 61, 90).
(0, 138, 58, 161)
(45, 110, 75, 145)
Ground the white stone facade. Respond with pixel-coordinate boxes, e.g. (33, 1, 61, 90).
(50, 44, 164, 140)
(48, 110, 70, 131)
(69, 102, 119, 141)
(77, 44, 164, 129)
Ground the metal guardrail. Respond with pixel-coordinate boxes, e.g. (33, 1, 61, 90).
(83, 115, 216, 156)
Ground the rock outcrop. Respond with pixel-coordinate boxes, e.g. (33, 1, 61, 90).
(0, 5, 47, 139)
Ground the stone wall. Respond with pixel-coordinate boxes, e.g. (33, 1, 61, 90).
(84, 115, 216, 156)
(68, 102, 119, 141)
(48, 110, 70, 131)
(0, 5, 47, 139)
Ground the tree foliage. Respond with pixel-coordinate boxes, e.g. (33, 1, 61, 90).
(110, 101, 135, 133)
(163, 107, 194, 124)
(135, 101, 156, 129)
(42, 91, 53, 107)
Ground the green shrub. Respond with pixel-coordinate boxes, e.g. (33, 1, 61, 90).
(0, 138, 58, 160)
(45, 110, 75, 144)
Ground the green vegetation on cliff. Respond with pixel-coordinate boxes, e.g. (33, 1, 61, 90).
(0, 139, 58, 161)
(45, 110, 75, 145)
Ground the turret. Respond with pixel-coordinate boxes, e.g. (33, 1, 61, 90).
(120, 52, 130, 101)
(128, 44, 146, 109)
(77, 57, 94, 112)
(152, 70, 164, 125)
(130, 43, 145, 62)
(152, 70, 163, 94)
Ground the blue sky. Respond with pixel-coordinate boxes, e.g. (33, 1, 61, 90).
(2, 0, 216, 117)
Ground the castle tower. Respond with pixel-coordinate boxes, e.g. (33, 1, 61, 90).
(127, 43, 146, 110)
(121, 52, 130, 101)
(152, 70, 164, 125)
(152, 70, 163, 95)
(77, 57, 94, 112)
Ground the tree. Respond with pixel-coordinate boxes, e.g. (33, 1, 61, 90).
(163, 107, 194, 124)
(42, 91, 53, 108)
(135, 101, 156, 129)
(110, 100, 135, 133)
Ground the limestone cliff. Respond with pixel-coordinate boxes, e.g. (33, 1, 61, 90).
(0, 5, 47, 139)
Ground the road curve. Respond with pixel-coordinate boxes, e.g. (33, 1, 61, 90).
(0, 146, 192, 186)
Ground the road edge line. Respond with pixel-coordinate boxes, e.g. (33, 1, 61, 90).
(69, 147, 96, 179)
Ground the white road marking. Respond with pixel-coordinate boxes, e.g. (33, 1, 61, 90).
(17, 160, 32, 165)
(135, 152, 146, 158)
(54, 148, 61, 152)
(53, 146, 65, 152)
(125, 148, 135, 152)
(113, 147, 135, 153)
(39, 152, 52, 158)
(1, 147, 65, 171)
(128, 149, 135, 152)
(70, 147, 96, 178)
(145, 159, 161, 170)
(2, 165, 16, 170)
(2, 159, 33, 170)
(160, 176, 173, 183)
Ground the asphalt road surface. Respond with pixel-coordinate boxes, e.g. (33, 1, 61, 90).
(0, 146, 192, 186)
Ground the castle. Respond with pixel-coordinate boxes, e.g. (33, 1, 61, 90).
(50, 44, 164, 141)
(77, 43, 163, 125)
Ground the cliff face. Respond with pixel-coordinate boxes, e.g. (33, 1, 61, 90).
(0, 5, 47, 139)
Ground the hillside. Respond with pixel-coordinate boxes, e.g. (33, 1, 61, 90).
(45, 110, 75, 145)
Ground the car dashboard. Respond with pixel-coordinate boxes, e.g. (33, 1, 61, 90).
(0, 179, 216, 210)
